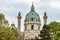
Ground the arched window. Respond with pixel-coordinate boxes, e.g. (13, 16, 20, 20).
(25, 39, 27, 40)
(31, 25, 34, 30)
(28, 39, 30, 40)
(32, 18, 33, 21)
(31, 39, 33, 40)
(31, 18, 34, 21)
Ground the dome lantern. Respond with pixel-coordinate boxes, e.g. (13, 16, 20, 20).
(31, 2, 35, 12)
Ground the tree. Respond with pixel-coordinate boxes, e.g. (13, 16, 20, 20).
(38, 25, 51, 40)
(0, 13, 5, 20)
(55, 33, 60, 40)
(0, 26, 18, 40)
(49, 21, 60, 31)
(48, 21, 60, 40)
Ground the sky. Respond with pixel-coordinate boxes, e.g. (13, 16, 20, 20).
(0, 0, 60, 31)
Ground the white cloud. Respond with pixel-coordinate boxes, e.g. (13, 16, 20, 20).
(56, 20, 60, 22)
(49, 1, 60, 9)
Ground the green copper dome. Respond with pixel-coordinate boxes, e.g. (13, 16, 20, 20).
(25, 4, 40, 22)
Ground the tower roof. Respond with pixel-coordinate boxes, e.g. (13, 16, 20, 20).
(43, 12, 47, 19)
(11, 22, 15, 26)
(25, 3, 40, 22)
(44, 12, 47, 16)
(18, 11, 21, 16)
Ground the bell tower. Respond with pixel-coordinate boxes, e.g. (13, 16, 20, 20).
(43, 12, 48, 25)
(17, 11, 22, 32)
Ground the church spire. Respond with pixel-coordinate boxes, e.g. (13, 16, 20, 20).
(31, 2, 35, 12)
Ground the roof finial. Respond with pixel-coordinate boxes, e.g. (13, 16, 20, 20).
(32, 2, 33, 5)
(31, 2, 35, 12)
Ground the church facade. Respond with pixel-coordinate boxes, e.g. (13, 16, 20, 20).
(17, 3, 47, 40)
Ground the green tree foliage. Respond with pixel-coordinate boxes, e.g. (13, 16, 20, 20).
(0, 26, 18, 40)
(36, 25, 51, 40)
(48, 21, 60, 40)
(55, 33, 60, 40)
(0, 13, 5, 20)
(39, 25, 51, 40)
(48, 21, 60, 31)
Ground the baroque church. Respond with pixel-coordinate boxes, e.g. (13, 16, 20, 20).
(0, 3, 47, 40)
(17, 3, 47, 40)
